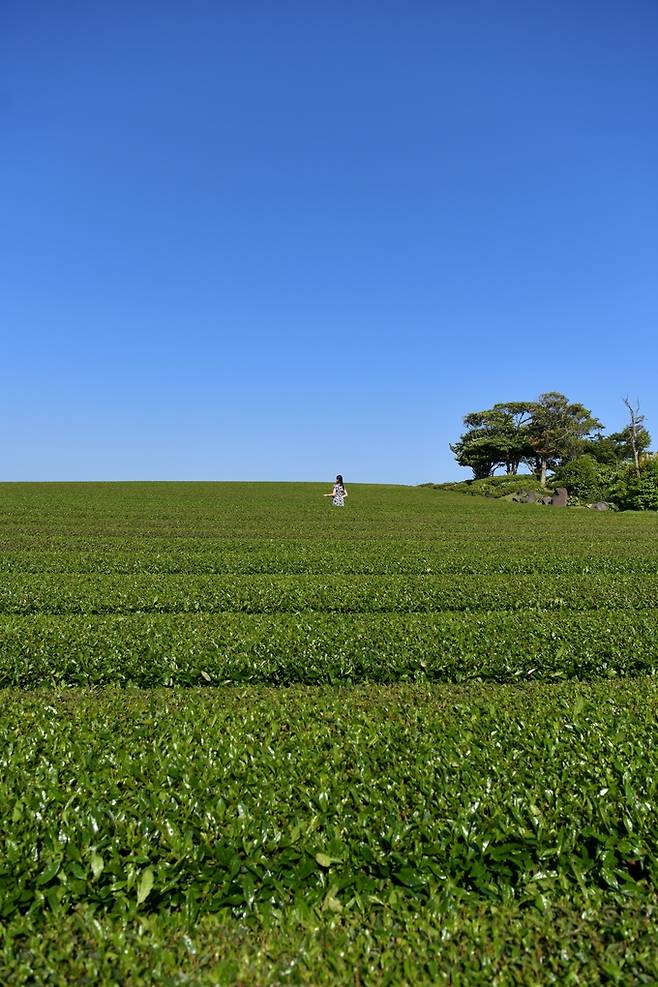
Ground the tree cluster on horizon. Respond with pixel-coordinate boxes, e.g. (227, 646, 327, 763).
(450, 392, 652, 488)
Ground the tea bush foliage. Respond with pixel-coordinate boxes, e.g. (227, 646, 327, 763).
(1, 481, 658, 983)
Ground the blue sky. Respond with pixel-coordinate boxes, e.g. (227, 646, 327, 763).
(2, 0, 657, 483)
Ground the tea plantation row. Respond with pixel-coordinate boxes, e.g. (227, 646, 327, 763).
(2, 609, 658, 687)
(1, 572, 658, 613)
(2, 540, 658, 574)
(3, 681, 658, 984)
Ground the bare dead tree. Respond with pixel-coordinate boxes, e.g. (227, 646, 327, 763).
(623, 396, 645, 478)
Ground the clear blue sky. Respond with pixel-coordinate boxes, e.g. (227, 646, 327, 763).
(3, 0, 657, 484)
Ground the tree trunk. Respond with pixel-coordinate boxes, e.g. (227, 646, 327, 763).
(632, 438, 640, 477)
(539, 458, 547, 488)
(624, 397, 643, 478)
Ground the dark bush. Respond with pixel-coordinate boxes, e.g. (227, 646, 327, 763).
(551, 455, 614, 503)
(608, 459, 658, 511)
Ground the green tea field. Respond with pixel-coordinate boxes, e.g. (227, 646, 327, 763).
(2, 482, 658, 984)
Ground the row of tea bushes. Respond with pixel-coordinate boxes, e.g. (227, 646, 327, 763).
(3, 680, 658, 927)
(5, 882, 658, 984)
(1, 609, 657, 687)
(1, 544, 658, 576)
(0, 572, 657, 614)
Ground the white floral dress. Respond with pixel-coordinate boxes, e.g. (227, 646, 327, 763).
(332, 484, 346, 507)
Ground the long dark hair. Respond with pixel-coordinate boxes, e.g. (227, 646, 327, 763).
(336, 474, 344, 487)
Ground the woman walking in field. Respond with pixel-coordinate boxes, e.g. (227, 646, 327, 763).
(324, 474, 348, 507)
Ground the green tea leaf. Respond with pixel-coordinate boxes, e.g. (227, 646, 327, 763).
(36, 860, 61, 886)
(91, 852, 104, 880)
(137, 868, 154, 905)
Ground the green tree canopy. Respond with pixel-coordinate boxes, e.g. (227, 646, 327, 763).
(451, 393, 653, 504)
(582, 428, 652, 466)
(528, 392, 603, 487)
(450, 403, 535, 479)
(451, 393, 605, 485)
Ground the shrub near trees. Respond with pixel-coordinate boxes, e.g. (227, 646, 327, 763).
(451, 393, 657, 510)
(609, 457, 658, 512)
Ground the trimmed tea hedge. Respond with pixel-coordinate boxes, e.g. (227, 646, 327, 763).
(2, 681, 658, 983)
(1, 572, 658, 614)
(1, 609, 658, 687)
(3, 682, 658, 919)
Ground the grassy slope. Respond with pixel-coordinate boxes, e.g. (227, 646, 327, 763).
(1, 483, 657, 984)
